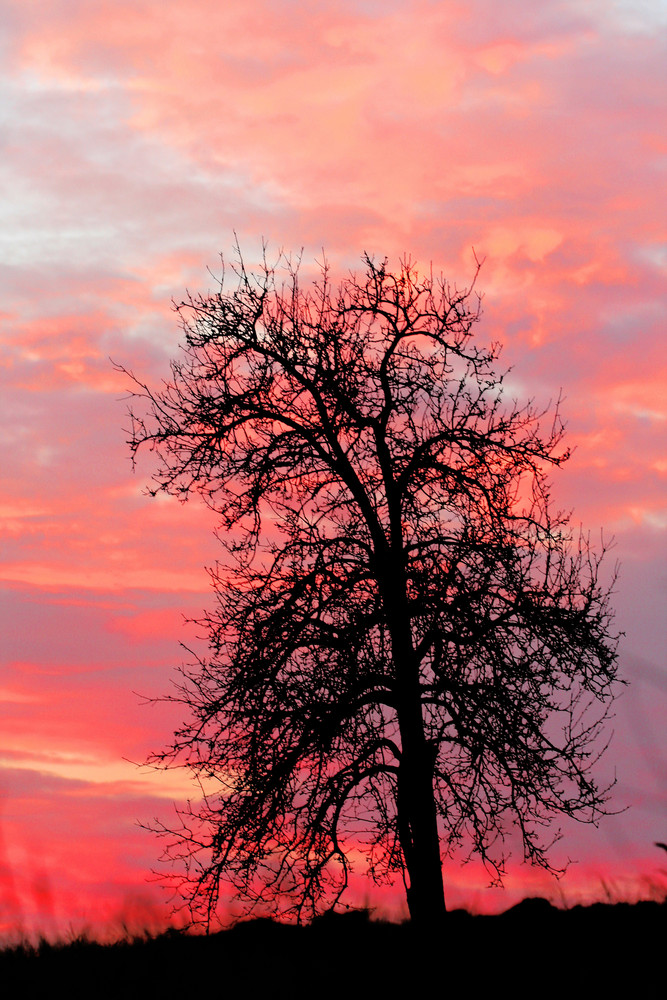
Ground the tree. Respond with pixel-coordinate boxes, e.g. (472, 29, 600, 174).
(121, 243, 621, 927)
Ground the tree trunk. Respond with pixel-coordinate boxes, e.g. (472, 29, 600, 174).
(390, 611, 447, 923)
(397, 711, 447, 924)
(379, 492, 447, 923)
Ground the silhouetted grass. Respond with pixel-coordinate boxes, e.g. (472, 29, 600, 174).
(2, 899, 664, 998)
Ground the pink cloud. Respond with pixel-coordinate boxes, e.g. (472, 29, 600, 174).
(0, 0, 664, 937)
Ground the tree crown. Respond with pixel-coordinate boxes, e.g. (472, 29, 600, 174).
(121, 244, 621, 925)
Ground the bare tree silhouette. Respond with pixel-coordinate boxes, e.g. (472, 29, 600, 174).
(120, 243, 622, 925)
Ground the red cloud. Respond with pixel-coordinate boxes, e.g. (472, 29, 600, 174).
(0, 0, 664, 938)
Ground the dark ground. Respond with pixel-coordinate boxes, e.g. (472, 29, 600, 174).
(1, 898, 663, 998)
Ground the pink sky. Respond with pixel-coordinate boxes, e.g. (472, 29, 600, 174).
(1, 0, 665, 939)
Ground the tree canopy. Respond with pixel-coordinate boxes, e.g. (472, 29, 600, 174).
(122, 244, 621, 925)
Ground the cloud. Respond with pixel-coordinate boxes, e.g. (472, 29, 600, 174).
(0, 0, 664, 934)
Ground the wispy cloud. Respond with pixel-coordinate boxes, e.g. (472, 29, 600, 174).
(0, 0, 664, 936)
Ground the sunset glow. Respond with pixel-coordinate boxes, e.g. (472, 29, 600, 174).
(1, 0, 665, 940)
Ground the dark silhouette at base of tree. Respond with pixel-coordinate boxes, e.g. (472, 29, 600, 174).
(120, 243, 621, 926)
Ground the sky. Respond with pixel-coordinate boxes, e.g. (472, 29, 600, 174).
(0, 0, 665, 940)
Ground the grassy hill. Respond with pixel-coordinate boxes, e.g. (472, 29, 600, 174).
(1, 898, 664, 998)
